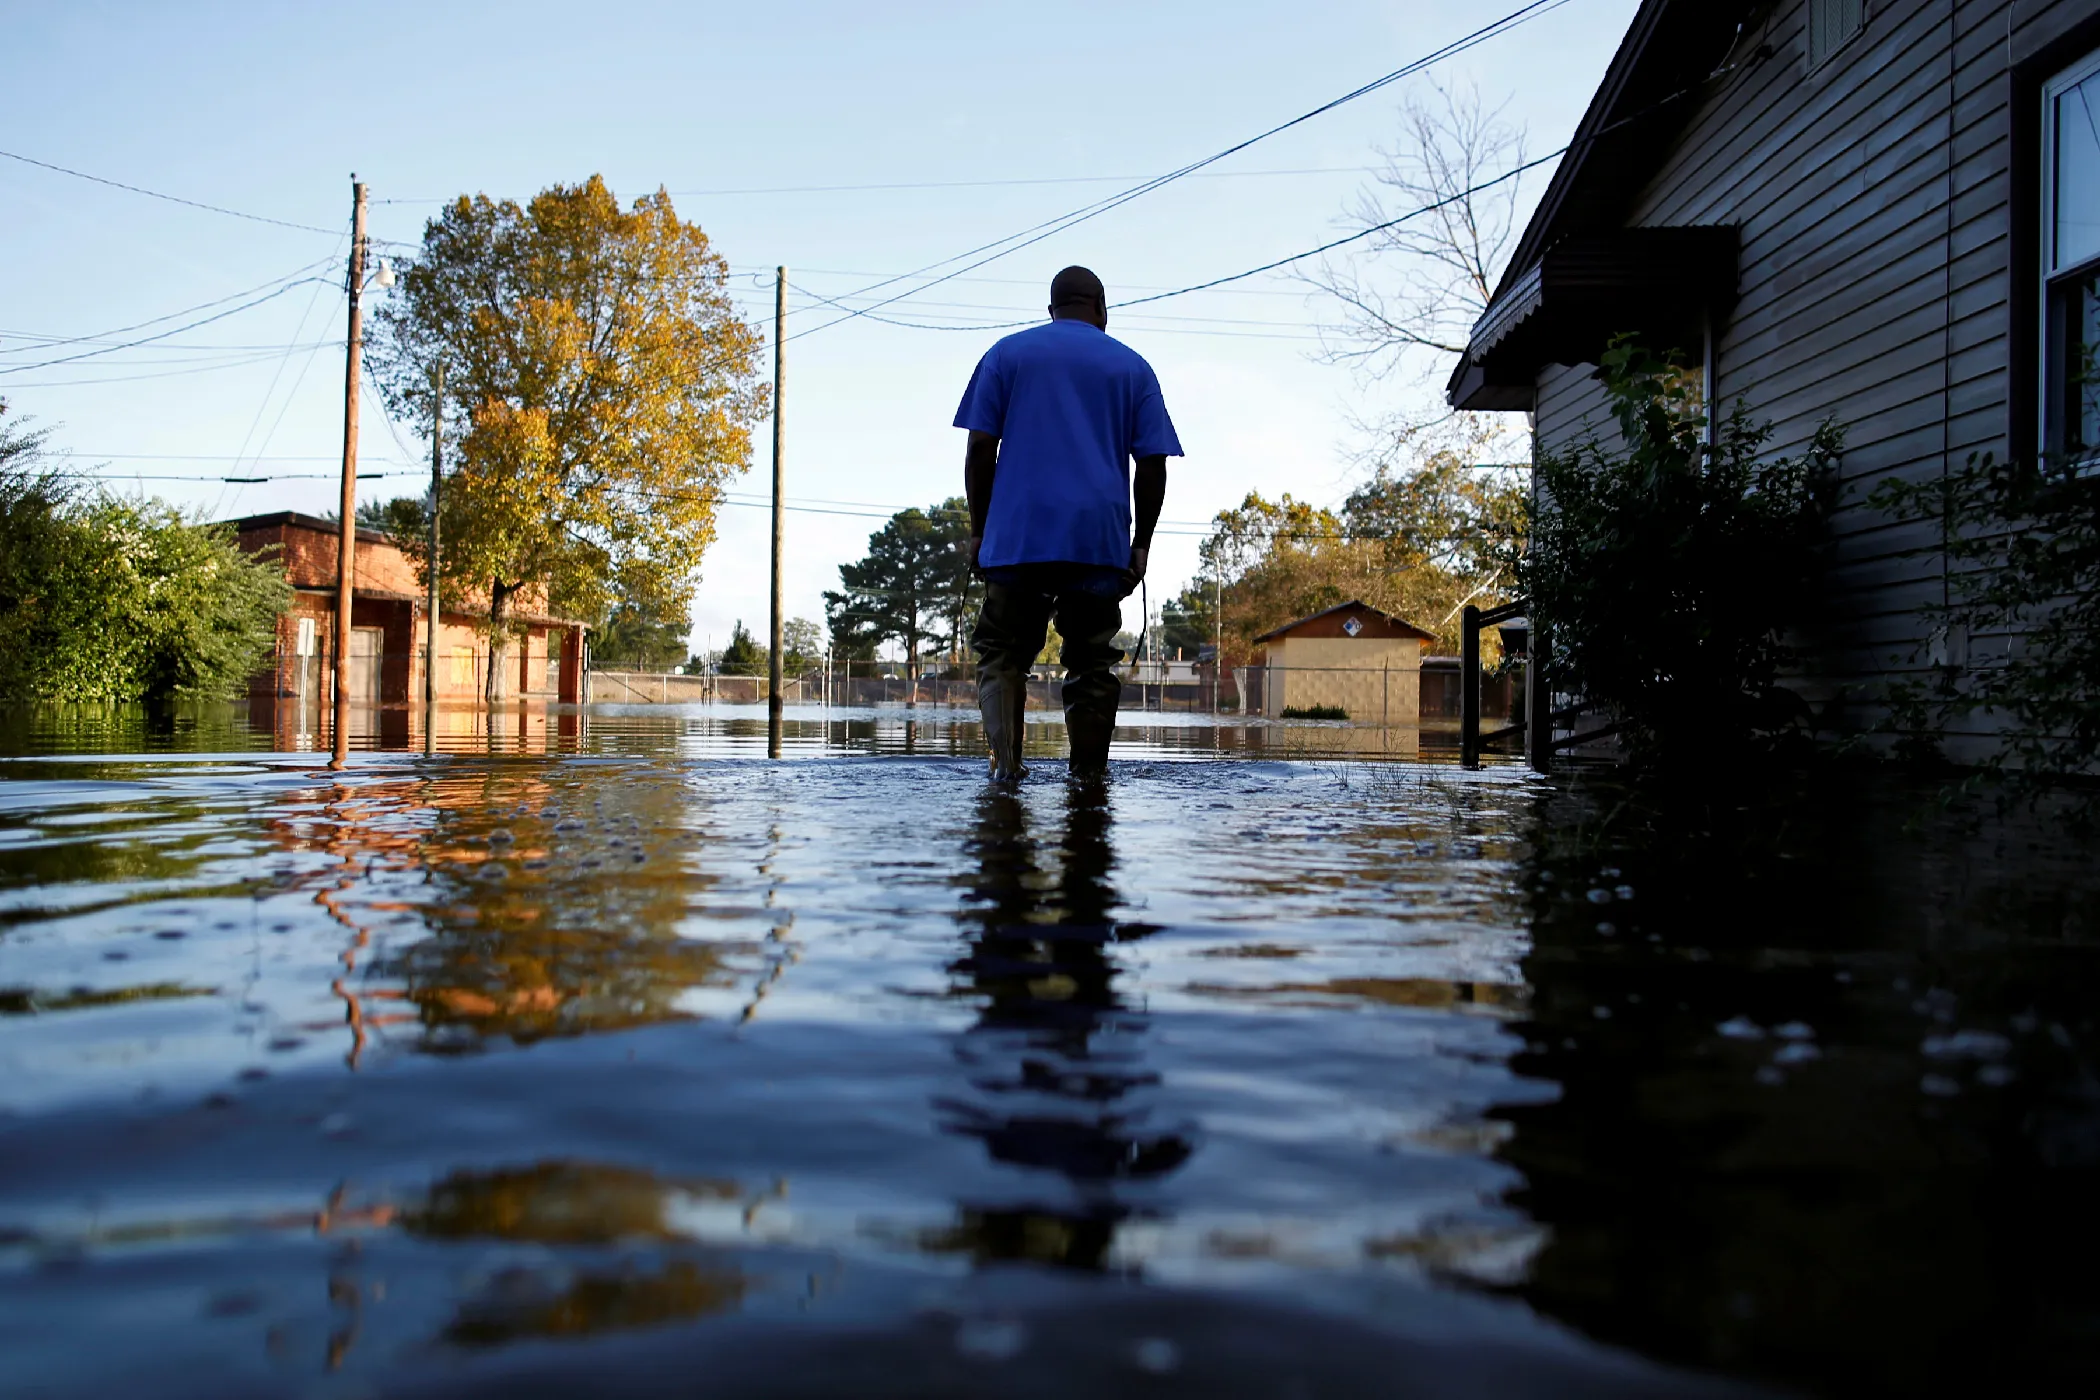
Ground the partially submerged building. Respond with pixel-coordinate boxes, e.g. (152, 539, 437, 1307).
(230, 512, 585, 707)
(1449, 0, 2100, 748)
(1253, 600, 1432, 721)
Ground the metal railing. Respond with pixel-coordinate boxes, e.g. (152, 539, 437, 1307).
(1458, 602, 1622, 769)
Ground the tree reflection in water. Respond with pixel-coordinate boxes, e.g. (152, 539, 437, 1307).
(930, 778, 1194, 1271)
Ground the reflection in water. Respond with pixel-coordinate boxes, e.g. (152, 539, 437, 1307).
(1497, 780, 2100, 1397)
(11, 707, 2100, 1395)
(401, 1161, 757, 1347)
(258, 764, 748, 1056)
(933, 780, 1193, 1271)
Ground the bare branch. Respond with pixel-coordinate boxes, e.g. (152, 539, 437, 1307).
(1302, 79, 1530, 416)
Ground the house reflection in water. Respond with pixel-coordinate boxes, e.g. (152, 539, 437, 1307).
(928, 782, 1194, 1270)
(262, 762, 748, 1062)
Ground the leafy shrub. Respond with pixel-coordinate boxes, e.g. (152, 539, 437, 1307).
(0, 406, 289, 702)
(1281, 704, 1349, 721)
(1870, 451, 2100, 792)
(1519, 341, 1842, 772)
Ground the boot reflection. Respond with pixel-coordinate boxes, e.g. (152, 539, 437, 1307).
(934, 778, 1192, 1271)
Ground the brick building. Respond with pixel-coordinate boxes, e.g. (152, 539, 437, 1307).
(230, 512, 586, 707)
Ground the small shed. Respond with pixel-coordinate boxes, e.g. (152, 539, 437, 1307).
(1252, 601, 1433, 722)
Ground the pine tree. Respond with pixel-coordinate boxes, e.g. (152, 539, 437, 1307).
(823, 499, 978, 683)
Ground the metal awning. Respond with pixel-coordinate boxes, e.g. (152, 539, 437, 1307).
(1448, 226, 1739, 411)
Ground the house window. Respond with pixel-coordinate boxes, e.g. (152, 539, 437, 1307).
(1806, 0, 1865, 70)
(2044, 48, 2100, 462)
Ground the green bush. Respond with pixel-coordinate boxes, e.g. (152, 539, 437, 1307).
(1281, 704, 1349, 721)
(1871, 451, 2100, 792)
(1, 407, 289, 702)
(1519, 341, 1842, 772)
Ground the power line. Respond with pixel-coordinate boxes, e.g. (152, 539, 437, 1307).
(1113, 52, 1758, 311)
(51, 452, 372, 462)
(377, 167, 1385, 205)
(0, 258, 337, 356)
(227, 252, 349, 477)
(48, 462, 1478, 544)
(0, 147, 341, 235)
(571, 0, 1571, 392)
(0, 345, 336, 370)
(771, 288, 1322, 330)
(0, 336, 336, 357)
(784, 285, 1329, 341)
(733, 266, 1319, 297)
(45, 469, 403, 484)
(754, 0, 1574, 348)
(778, 45, 1748, 331)
(0, 349, 321, 389)
(0, 277, 333, 376)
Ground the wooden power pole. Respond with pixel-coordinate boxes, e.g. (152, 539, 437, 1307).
(424, 362, 443, 748)
(767, 265, 786, 758)
(331, 178, 369, 768)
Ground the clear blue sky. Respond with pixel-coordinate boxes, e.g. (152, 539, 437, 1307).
(3, 0, 1637, 654)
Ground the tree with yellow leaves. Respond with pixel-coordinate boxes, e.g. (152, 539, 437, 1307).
(371, 176, 766, 699)
(1170, 443, 1526, 664)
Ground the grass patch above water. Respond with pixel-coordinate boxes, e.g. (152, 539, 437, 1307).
(1281, 705, 1349, 721)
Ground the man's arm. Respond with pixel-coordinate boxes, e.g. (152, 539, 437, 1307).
(963, 430, 999, 571)
(1127, 453, 1168, 592)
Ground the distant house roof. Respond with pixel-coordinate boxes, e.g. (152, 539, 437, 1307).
(1447, 0, 1757, 409)
(1253, 600, 1434, 645)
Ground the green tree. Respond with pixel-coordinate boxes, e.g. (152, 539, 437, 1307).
(823, 500, 977, 682)
(1172, 440, 1526, 665)
(717, 620, 766, 676)
(1160, 598, 1209, 658)
(591, 590, 689, 671)
(0, 403, 289, 702)
(781, 617, 823, 678)
(370, 175, 767, 701)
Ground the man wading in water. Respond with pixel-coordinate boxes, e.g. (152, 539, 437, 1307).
(954, 265, 1183, 782)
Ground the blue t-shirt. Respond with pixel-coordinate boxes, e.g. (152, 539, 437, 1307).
(953, 319, 1182, 570)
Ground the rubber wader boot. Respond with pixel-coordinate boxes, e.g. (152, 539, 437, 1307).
(980, 673, 1029, 783)
(1065, 699, 1116, 777)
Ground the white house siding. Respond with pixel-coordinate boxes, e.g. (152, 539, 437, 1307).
(1528, 0, 2100, 746)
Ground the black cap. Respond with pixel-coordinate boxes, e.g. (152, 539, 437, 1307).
(1049, 265, 1105, 310)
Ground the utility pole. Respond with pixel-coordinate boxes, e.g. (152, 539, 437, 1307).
(424, 362, 443, 750)
(767, 265, 786, 758)
(1212, 562, 1223, 714)
(331, 177, 368, 769)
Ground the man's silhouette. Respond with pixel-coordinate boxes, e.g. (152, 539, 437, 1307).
(954, 266, 1182, 780)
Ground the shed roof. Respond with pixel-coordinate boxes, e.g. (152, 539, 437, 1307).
(1446, 0, 1760, 408)
(1252, 600, 1433, 645)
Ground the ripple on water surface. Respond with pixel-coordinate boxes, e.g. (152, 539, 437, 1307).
(0, 709, 2095, 1396)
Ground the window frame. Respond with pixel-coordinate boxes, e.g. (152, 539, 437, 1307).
(2039, 45, 2100, 466)
(1804, 0, 1866, 74)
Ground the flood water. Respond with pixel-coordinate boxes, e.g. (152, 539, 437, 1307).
(1, 704, 2094, 1397)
